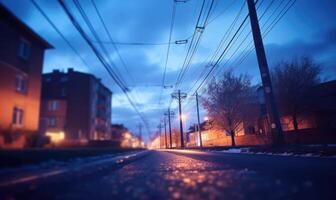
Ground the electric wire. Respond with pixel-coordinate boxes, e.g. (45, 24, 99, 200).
(58, 0, 151, 135)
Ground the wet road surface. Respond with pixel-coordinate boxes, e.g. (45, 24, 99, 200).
(1, 150, 336, 200)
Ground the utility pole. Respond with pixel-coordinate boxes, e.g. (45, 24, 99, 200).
(158, 123, 162, 148)
(163, 117, 168, 149)
(137, 123, 143, 143)
(165, 109, 175, 148)
(247, 0, 284, 145)
(172, 90, 187, 148)
(195, 92, 203, 148)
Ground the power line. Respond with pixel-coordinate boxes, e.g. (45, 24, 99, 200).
(72, 0, 128, 88)
(207, 0, 275, 81)
(58, 0, 151, 135)
(184, 0, 247, 97)
(192, 0, 297, 100)
(205, 0, 236, 26)
(187, 0, 276, 97)
(72, 0, 152, 134)
(89, 0, 144, 110)
(30, 0, 90, 69)
(172, 1, 252, 113)
(193, 14, 250, 95)
(158, 0, 177, 105)
(90, 0, 136, 85)
(175, 0, 215, 89)
(229, 0, 297, 76)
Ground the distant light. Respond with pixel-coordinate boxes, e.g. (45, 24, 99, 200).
(180, 114, 187, 121)
(46, 131, 65, 143)
(204, 116, 209, 121)
(124, 132, 132, 139)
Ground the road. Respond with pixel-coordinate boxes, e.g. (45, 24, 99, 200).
(1, 150, 336, 200)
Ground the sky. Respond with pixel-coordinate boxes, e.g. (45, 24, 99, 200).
(1, 0, 335, 141)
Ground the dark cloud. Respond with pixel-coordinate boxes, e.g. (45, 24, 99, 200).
(231, 27, 336, 83)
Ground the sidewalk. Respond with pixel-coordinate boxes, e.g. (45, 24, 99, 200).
(197, 144, 336, 157)
(0, 150, 148, 187)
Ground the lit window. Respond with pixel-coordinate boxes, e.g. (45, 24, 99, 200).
(12, 107, 24, 126)
(48, 100, 59, 111)
(18, 38, 30, 60)
(16, 75, 27, 93)
(48, 117, 57, 127)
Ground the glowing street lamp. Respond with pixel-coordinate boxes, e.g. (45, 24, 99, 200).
(180, 114, 187, 121)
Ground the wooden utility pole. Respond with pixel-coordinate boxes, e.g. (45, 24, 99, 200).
(165, 109, 174, 148)
(172, 90, 187, 148)
(158, 123, 162, 148)
(137, 123, 143, 143)
(247, 0, 284, 144)
(163, 117, 168, 149)
(195, 92, 203, 148)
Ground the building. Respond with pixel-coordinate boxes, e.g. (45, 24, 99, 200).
(186, 80, 336, 147)
(110, 124, 128, 143)
(0, 4, 53, 147)
(40, 68, 112, 144)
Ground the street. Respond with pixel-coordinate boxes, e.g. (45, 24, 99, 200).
(1, 150, 335, 200)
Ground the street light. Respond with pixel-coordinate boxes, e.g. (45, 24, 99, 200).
(180, 114, 187, 121)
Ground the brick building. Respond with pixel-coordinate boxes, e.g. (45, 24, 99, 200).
(40, 68, 112, 143)
(0, 4, 52, 147)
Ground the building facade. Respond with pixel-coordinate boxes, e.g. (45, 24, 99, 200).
(40, 68, 112, 143)
(0, 4, 52, 147)
(186, 81, 336, 147)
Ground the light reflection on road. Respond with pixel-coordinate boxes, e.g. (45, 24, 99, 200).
(0, 150, 324, 200)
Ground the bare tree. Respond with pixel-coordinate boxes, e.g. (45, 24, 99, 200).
(203, 70, 252, 146)
(272, 56, 321, 131)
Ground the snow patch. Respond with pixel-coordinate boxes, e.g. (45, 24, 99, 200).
(221, 148, 242, 153)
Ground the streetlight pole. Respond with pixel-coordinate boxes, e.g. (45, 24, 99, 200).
(196, 92, 203, 148)
(247, 0, 284, 145)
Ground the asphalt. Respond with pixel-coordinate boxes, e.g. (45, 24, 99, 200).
(0, 150, 335, 200)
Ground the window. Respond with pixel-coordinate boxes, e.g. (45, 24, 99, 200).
(48, 117, 57, 127)
(61, 88, 67, 96)
(18, 38, 30, 60)
(16, 75, 27, 93)
(48, 100, 59, 111)
(45, 77, 52, 82)
(12, 107, 24, 126)
(60, 76, 68, 82)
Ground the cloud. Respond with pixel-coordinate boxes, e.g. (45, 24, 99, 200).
(229, 27, 336, 83)
(1, 0, 335, 140)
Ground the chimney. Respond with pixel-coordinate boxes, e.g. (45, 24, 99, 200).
(53, 69, 60, 73)
(68, 68, 74, 73)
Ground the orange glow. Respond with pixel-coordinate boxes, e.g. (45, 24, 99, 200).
(125, 132, 132, 139)
(179, 114, 187, 121)
(46, 131, 65, 143)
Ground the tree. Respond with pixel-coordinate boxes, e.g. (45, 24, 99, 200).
(203, 70, 252, 146)
(272, 56, 321, 131)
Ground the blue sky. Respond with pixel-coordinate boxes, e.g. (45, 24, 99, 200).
(1, 0, 335, 140)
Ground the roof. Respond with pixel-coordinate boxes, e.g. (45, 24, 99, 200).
(43, 68, 113, 95)
(307, 80, 336, 111)
(0, 3, 53, 49)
